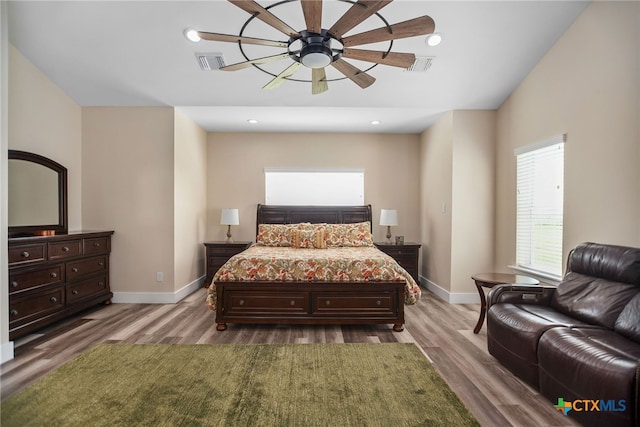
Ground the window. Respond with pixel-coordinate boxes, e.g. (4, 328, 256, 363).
(515, 134, 565, 277)
(264, 168, 364, 205)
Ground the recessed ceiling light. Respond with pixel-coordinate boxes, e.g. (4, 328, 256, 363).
(185, 29, 201, 42)
(247, 119, 258, 124)
(426, 33, 442, 47)
(370, 120, 381, 125)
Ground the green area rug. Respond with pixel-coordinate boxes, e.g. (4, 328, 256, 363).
(1, 343, 479, 426)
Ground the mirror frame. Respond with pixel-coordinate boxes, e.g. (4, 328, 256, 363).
(8, 150, 68, 237)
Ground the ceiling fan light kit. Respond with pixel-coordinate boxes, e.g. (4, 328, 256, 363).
(186, 0, 436, 94)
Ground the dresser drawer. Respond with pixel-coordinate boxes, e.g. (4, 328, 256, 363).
(83, 237, 110, 255)
(9, 244, 46, 266)
(67, 256, 108, 281)
(9, 286, 65, 327)
(9, 264, 64, 295)
(48, 240, 82, 260)
(224, 291, 309, 315)
(67, 275, 108, 303)
(312, 292, 396, 316)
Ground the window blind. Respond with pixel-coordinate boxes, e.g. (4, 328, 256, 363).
(515, 135, 565, 277)
(264, 168, 364, 206)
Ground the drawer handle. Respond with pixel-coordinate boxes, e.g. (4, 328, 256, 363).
(21, 251, 30, 258)
(50, 297, 58, 303)
(290, 300, 296, 306)
(325, 300, 330, 306)
(72, 290, 79, 295)
(98, 261, 105, 266)
(72, 267, 79, 273)
(50, 272, 58, 278)
(239, 300, 245, 306)
(98, 281, 104, 287)
(94, 242, 101, 247)
(376, 300, 381, 306)
(62, 246, 69, 252)
(10, 309, 18, 316)
(11, 281, 18, 288)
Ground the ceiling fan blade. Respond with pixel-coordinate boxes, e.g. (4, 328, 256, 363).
(342, 48, 415, 68)
(221, 53, 291, 71)
(301, 0, 323, 34)
(312, 68, 328, 95)
(331, 59, 375, 89)
(228, 0, 299, 38)
(328, 0, 392, 39)
(342, 15, 435, 47)
(263, 62, 303, 90)
(197, 32, 288, 48)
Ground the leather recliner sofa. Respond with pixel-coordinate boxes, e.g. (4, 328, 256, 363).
(486, 242, 640, 426)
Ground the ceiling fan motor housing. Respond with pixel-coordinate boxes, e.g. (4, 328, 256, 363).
(296, 30, 337, 69)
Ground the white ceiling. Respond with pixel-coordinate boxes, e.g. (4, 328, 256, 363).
(8, 0, 590, 134)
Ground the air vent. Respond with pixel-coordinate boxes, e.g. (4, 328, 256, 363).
(196, 53, 226, 71)
(406, 56, 435, 72)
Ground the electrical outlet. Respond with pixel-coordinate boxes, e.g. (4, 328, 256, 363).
(156, 272, 164, 282)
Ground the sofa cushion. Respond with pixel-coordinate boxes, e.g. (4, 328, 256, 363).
(538, 327, 639, 426)
(616, 293, 640, 344)
(550, 272, 640, 329)
(486, 303, 600, 387)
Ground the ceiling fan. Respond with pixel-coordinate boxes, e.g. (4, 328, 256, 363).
(187, 0, 436, 94)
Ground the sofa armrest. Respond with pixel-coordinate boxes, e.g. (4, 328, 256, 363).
(487, 284, 556, 309)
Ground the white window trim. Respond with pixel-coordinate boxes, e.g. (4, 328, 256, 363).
(514, 133, 566, 156)
(508, 264, 562, 286)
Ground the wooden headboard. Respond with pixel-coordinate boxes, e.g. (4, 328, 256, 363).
(256, 204, 372, 236)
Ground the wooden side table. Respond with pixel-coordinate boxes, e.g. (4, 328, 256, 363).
(471, 273, 539, 334)
(374, 242, 421, 283)
(204, 241, 251, 287)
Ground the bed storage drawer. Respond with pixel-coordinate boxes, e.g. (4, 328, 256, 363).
(224, 291, 309, 315)
(312, 292, 397, 317)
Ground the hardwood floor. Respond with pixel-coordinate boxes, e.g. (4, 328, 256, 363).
(1, 288, 578, 426)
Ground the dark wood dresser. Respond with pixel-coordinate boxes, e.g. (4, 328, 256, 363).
(8, 230, 114, 340)
(204, 241, 252, 287)
(374, 242, 421, 283)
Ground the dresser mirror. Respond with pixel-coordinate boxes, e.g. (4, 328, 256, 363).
(8, 150, 68, 237)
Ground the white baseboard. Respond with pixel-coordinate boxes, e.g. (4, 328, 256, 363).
(420, 276, 480, 304)
(111, 276, 204, 304)
(1, 340, 14, 364)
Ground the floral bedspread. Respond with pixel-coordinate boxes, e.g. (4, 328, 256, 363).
(206, 245, 421, 311)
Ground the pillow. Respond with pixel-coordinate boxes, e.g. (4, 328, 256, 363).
(256, 224, 295, 247)
(256, 223, 311, 247)
(324, 222, 374, 247)
(293, 228, 327, 249)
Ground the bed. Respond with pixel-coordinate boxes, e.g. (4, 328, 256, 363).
(206, 204, 421, 332)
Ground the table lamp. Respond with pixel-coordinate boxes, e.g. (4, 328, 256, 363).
(220, 208, 239, 243)
(379, 209, 398, 243)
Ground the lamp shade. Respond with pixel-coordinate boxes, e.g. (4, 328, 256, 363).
(379, 209, 398, 226)
(220, 209, 239, 225)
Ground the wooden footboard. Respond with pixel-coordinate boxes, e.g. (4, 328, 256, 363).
(215, 281, 405, 332)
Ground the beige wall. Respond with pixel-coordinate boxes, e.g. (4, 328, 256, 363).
(8, 44, 82, 230)
(207, 132, 421, 244)
(420, 111, 495, 300)
(82, 107, 176, 294)
(451, 111, 495, 294)
(174, 109, 207, 290)
(420, 112, 453, 292)
(495, 1, 640, 271)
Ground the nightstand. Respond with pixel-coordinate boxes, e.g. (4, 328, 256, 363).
(203, 241, 251, 287)
(374, 242, 421, 283)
